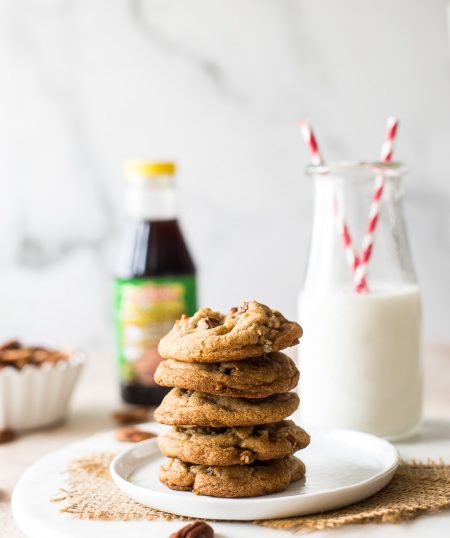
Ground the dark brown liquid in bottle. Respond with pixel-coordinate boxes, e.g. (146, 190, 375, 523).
(118, 219, 196, 406)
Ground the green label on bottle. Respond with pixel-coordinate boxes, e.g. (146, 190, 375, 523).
(114, 276, 197, 386)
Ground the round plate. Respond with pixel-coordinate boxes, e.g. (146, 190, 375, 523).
(11, 424, 289, 538)
(110, 428, 399, 520)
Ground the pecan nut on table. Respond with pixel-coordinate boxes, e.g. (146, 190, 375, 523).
(170, 521, 214, 538)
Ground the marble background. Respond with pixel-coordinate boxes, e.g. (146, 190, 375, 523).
(0, 0, 449, 349)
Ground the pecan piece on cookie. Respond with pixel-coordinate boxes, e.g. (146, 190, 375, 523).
(197, 316, 221, 330)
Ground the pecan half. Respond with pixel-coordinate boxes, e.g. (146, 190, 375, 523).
(170, 521, 214, 538)
(0, 428, 17, 444)
(112, 407, 151, 425)
(115, 427, 156, 443)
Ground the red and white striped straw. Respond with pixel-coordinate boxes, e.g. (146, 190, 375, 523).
(380, 116, 399, 162)
(300, 121, 359, 272)
(353, 117, 399, 292)
(299, 121, 324, 166)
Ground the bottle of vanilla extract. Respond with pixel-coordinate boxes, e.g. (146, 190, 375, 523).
(114, 161, 197, 405)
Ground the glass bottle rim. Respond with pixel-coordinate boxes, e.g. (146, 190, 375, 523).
(305, 160, 407, 178)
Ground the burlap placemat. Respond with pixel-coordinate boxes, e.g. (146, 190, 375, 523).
(52, 453, 450, 533)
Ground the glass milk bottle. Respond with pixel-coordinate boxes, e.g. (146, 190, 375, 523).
(298, 162, 422, 439)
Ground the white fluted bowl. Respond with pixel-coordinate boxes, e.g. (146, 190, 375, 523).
(0, 351, 85, 430)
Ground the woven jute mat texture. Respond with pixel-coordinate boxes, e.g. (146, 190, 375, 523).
(52, 453, 450, 533)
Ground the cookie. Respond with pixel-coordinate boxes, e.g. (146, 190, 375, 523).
(154, 352, 299, 398)
(158, 301, 302, 362)
(158, 420, 310, 465)
(159, 455, 305, 497)
(154, 388, 299, 427)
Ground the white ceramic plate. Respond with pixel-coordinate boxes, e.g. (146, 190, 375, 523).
(110, 428, 399, 520)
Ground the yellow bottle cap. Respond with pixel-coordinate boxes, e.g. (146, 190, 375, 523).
(123, 160, 176, 179)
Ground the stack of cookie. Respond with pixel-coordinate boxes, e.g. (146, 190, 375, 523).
(154, 301, 309, 498)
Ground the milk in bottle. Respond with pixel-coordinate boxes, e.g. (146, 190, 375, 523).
(297, 162, 422, 439)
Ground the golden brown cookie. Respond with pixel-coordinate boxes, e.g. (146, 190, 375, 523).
(154, 352, 299, 398)
(159, 455, 305, 497)
(154, 388, 299, 427)
(158, 420, 310, 465)
(158, 301, 302, 363)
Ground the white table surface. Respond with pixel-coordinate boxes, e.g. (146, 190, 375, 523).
(1, 345, 449, 537)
